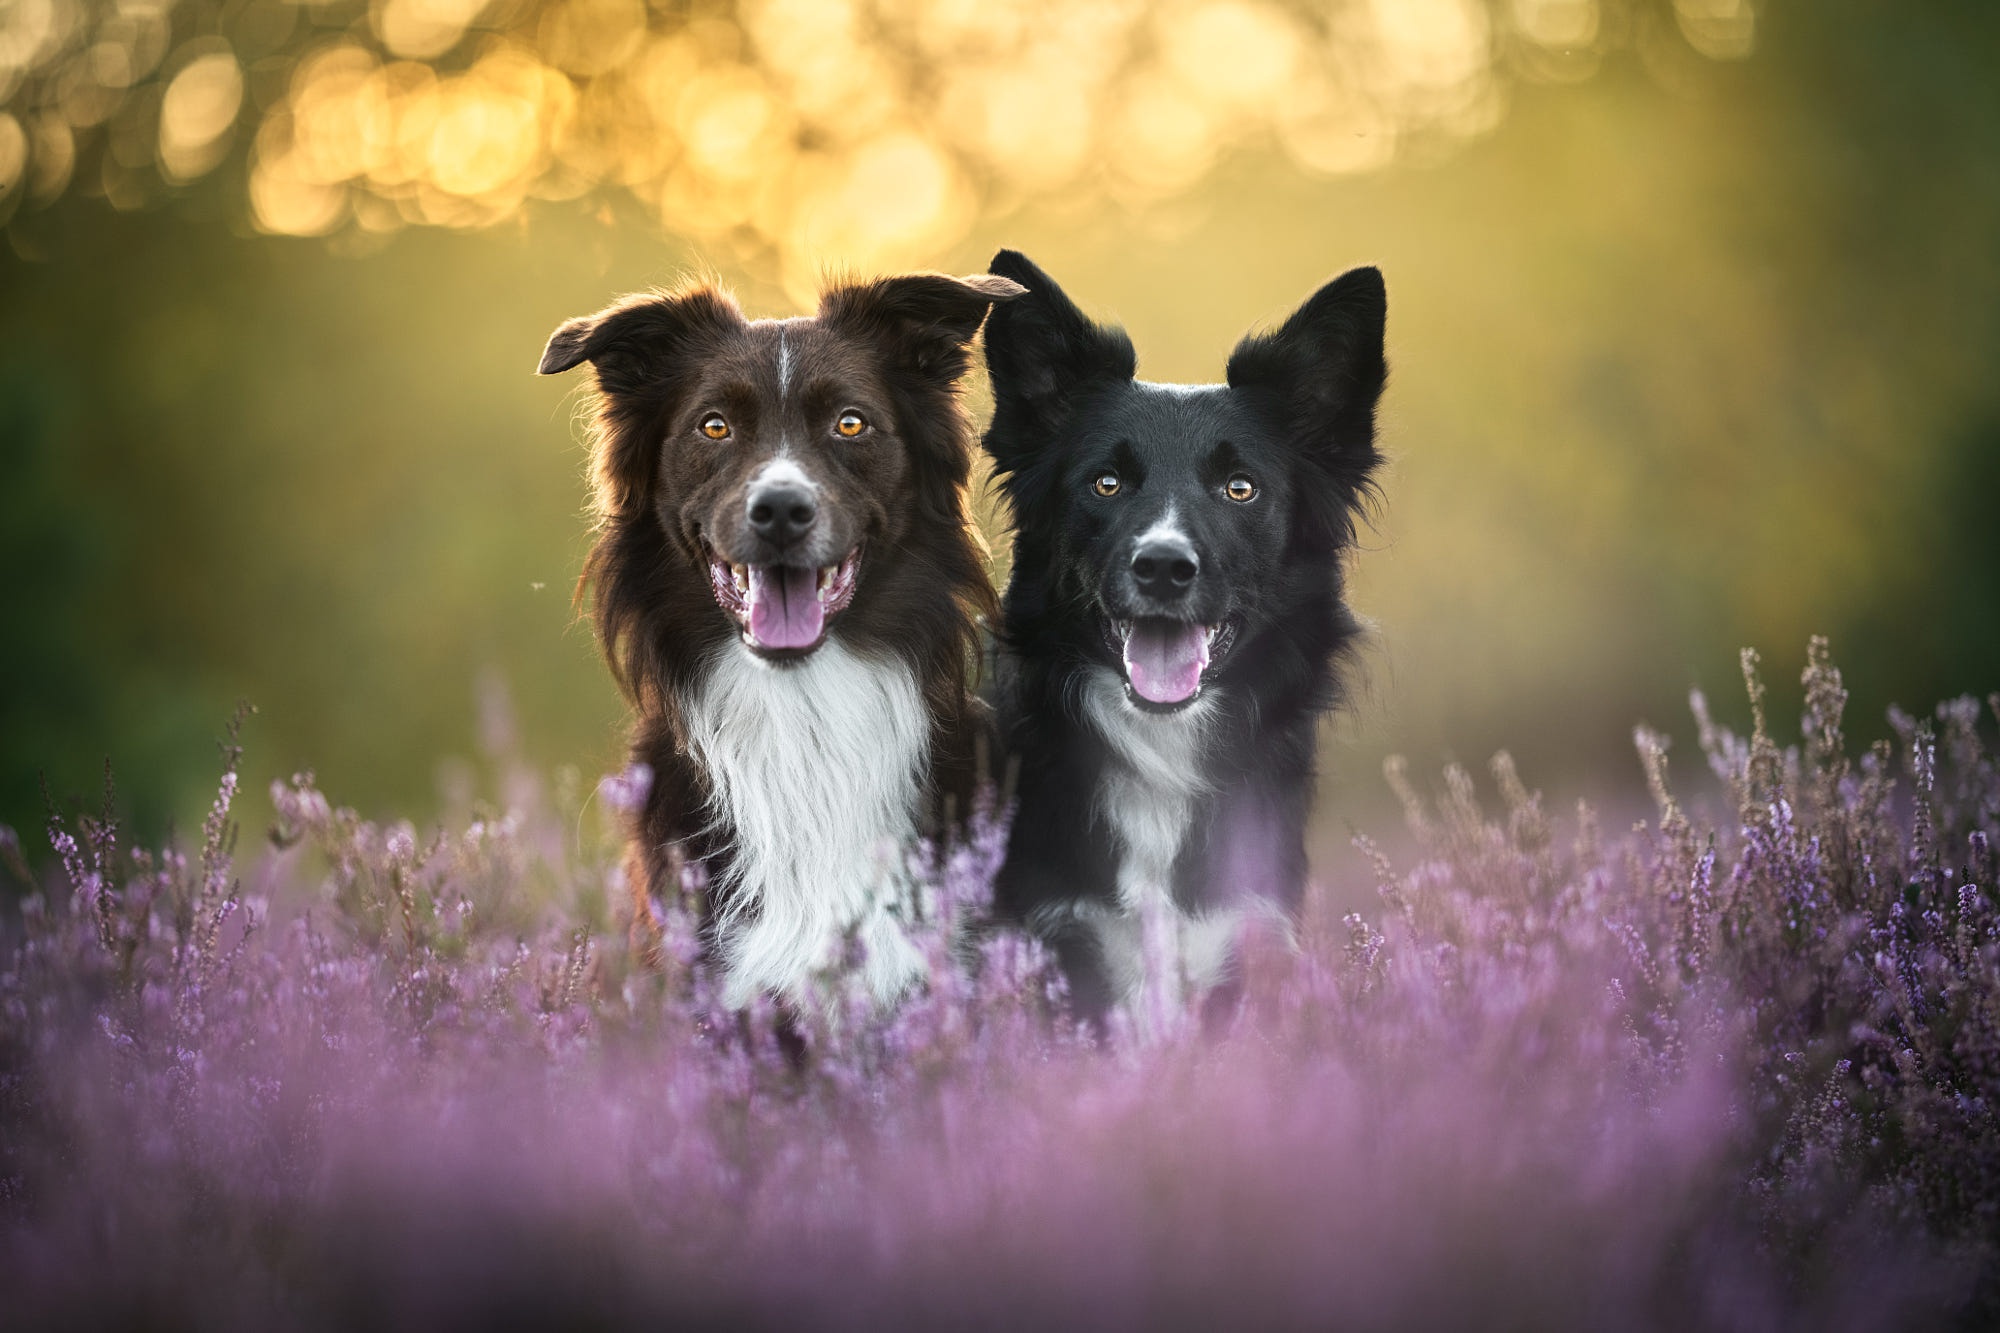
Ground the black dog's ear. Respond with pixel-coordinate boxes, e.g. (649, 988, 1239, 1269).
(982, 250, 1136, 466)
(538, 286, 743, 513)
(1226, 266, 1386, 459)
(818, 272, 1026, 386)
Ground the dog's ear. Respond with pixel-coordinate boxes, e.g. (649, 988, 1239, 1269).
(537, 286, 740, 387)
(982, 250, 1136, 468)
(1225, 266, 1387, 461)
(818, 272, 1025, 387)
(537, 316, 599, 376)
(537, 286, 743, 513)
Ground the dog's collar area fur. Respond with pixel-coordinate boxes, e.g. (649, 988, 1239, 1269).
(1079, 666, 1226, 1016)
(683, 638, 931, 1010)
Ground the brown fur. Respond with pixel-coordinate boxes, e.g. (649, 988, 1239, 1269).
(538, 273, 1021, 970)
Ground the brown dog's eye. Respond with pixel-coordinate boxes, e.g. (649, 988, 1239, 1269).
(1225, 475, 1258, 503)
(1093, 473, 1121, 498)
(835, 410, 867, 438)
(700, 414, 730, 440)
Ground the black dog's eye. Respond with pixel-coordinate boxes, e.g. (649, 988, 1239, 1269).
(1225, 475, 1258, 503)
(699, 414, 730, 440)
(1093, 472, 1121, 498)
(835, 410, 867, 438)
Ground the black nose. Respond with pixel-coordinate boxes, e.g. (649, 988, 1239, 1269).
(1131, 536, 1199, 600)
(747, 483, 817, 548)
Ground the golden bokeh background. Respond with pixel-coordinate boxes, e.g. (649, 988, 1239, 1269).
(4, 0, 1997, 866)
(1, 0, 1760, 284)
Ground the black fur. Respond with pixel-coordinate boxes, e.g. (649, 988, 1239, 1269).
(982, 249, 1387, 1017)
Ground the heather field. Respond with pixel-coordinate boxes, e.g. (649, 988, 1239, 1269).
(4, 639, 1997, 1331)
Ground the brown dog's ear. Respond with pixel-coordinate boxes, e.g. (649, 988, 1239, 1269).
(538, 286, 744, 513)
(537, 315, 600, 375)
(535, 287, 740, 384)
(818, 272, 1026, 386)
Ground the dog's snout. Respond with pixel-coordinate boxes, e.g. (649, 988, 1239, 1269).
(747, 483, 817, 548)
(1131, 537, 1199, 600)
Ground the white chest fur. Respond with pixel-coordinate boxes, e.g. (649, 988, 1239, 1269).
(682, 639, 930, 1009)
(1079, 667, 1246, 1013)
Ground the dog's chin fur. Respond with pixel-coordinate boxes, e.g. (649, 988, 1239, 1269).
(686, 639, 929, 1008)
(982, 249, 1386, 1023)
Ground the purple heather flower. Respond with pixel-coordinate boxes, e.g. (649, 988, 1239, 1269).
(598, 762, 654, 815)
(2, 652, 1997, 1328)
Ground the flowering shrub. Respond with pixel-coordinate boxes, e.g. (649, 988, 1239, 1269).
(3, 639, 1997, 1329)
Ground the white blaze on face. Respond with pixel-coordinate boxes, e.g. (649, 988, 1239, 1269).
(750, 456, 816, 496)
(1135, 502, 1186, 550)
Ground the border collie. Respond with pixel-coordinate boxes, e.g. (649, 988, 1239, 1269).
(539, 271, 1021, 1010)
(980, 250, 1387, 1021)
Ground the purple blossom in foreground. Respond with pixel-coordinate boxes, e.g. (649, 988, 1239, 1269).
(2, 639, 1998, 1329)
(598, 761, 653, 816)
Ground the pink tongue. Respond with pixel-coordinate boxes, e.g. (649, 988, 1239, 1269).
(1124, 620, 1209, 704)
(747, 565, 824, 650)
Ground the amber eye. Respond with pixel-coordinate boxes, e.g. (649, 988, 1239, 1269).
(1093, 472, 1121, 498)
(835, 410, 867, 438)
(699, 414, 730, 440)
(1225, 475, 1258, 503)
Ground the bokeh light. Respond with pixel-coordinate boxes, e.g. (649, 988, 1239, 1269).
(157, 48, 242, 182)
(0, 0, 1757, 294)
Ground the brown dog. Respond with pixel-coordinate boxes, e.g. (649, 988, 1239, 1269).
(539, 272, 1020, 1009)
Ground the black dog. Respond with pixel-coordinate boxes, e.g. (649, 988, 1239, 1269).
(981, 250, 1387, 1020)
(539, 272, 1019, 1010)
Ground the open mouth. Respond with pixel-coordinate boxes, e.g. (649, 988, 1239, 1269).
(708, 547, 861, 655)
(1107, 617, 1236, 709)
